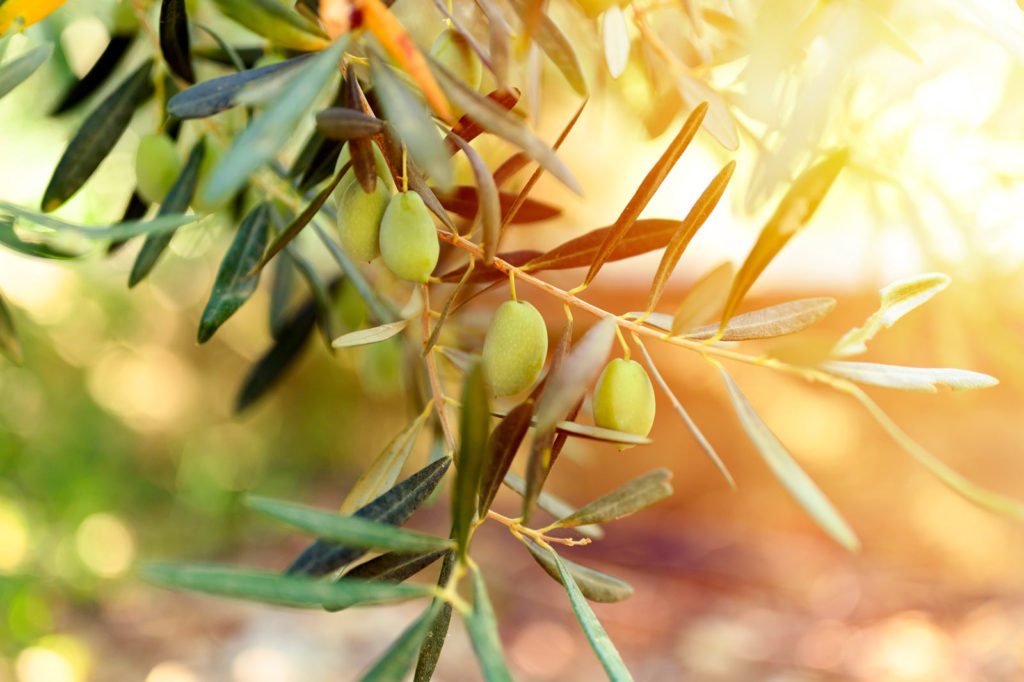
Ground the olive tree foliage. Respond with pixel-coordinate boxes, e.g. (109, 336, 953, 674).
(0, 0, 1019, 679)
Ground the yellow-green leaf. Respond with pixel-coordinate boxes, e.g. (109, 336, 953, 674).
(670, 261, 734, 336)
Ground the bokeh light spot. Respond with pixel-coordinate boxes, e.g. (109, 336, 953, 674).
(145, 661, 199, 682)
(0, 497, 28, 572)
(74, 513, 134, 578)
(509, 620, 576, 679)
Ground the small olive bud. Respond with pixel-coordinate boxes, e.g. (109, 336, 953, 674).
(430, 28, 482, 91)
(338, 180, 390, 261)
(378, 191, 439, 283)
(135, 133, 182, 205)
(592, 358, 656, 439)
(482, 300, 549, 396)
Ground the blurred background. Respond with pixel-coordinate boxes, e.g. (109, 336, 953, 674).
(3, 0, 1024, 680)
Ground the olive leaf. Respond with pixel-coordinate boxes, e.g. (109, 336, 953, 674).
(198, 203, 272, 343)
(0, 42, 52, 101)
(0, 215, 83, 259)
(522, 538, 633, 603)
(355, 599, 446, 682)
(286, 456, 453, 576)
(717, 364, 860, 551)
(475, 0, 511, 86)
(502, 472, 604, 540)
(555, 469, 673, 528)
(42, 59, 155, 212)
(141, 564, 433, 610)
(644, 161, 735, 314)
(508, 0, 587, 96)
(246, 495, 454, 553)
(820, 360, 998, 393)
(413, 548, 456, 682)
(447, 89, 519, 151)
(453, 363, 491, 556)
(478, 400, 533, 516)
(717, 149, 848, 334)
(529, 219, 688, 273)
(0, 200, 198, 241)
(435, 187, 560, 225)
(634, 297, 836, 341)
(343, 548, 449, 583)
(51, 32, 134, 114)
(315, 107, 386, 140)
(602, 5, 629, 78)
(0, 290, 22, 364)
(669, 261, 734, 335)
(284, 245, 342, 347)
(831, 273, 950, 357)
(210, 0, 330, 51)
(446, 132, 500, 263)
(159, 0, 194, 83)
(465, 564, 514, 682)
(584, 103, 708, 287)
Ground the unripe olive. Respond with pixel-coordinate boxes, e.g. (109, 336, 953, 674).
(592, 358, 656, 439)
(338, 179, 390, 261)
(191, 138, 226, 213)
(378, 191, 439, 283)
(430, 28, 482, 91)
(135, 133, 182, 205)
(482, 300, 549, 397)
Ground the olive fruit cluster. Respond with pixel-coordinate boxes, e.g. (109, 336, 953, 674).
(482, 300, 548, 396)
(592, 358, 656, 439)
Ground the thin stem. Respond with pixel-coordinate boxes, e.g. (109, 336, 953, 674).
(486, 510, 592, 547)
(422, 284, 457, 454)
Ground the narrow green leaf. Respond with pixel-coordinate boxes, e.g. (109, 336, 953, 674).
(446, 132, 500, 263)
(283, 245, 342, 347)
(718, 149, 848, 334)
(0, 290, 22, 364)
(339, 406, 433, 514)
(820, 361, 998, 393)
(414, 548, 456, 682)
(199, 40, 345, 208)
(547, 549, 634, 680)
(42, 59, 155, 212)
(465, 564, 514, 682)
(429, 57, 582, 195)
(51, 32, 134, 115)
(478, 400, 533, 516)
(522, 538, 633, 603)
(316, 107, 386, 140)
(129, 137, 206, 287)
(0, 200, 198, 241)
(832, 273, 950, 357)
(356, 599, 446, 682)
(670, 261, 734, 336)
(645, 161, 734, 314)
(247, 496, 454, 553)
(717, 365, 860, 551)
(168, 53, 314, 119)
(159, 0, 194, 83)
(636, 297, 837, 341)
(503, 473, 604, 540)
(210, 0, 330, 51)
(256, 166, 347, 272)
(508, 0, 587, 95)
(0, 42, 52, 101)
(197, 203, 271, 343)
(453, 364, 491, 555)
(286, 456, 453, 576)
(0, 215, 82, 259)
(344, 549, 449, 583)
(142, 563, 432, 609)
(584, 103, 707, 286)
(556, 469, 672, 528)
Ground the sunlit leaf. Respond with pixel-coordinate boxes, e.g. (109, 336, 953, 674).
(51, 32, 134, 114)
(356, 599, 446, 682)
(128, 138, 205, 287)
(465, 564, 514, 682)
(820, 361, 998, 393)
(636, 297, 836, 341)
(645, 161, 734, 313)
(546, 548, 634, 680)
(199, 40, 345, 209)
(832, 273, 950, 357)
(670, 261, 734, 335)
(141, 563, 433, 610)
(0, 42, 52, 101)
(556, 469, 672, 528)
(524, 219, 683, 273)
(476, 0, 511, 86)
(601, 6, 629, 78)
(453, 364, 491, 556)
(446, 132, 501, 263)
(446, 89, 519, 151)
(42, 59, 155, 212)
(198, 203, 271, 343)
(718, 149, 847, 334)
(478, 401, 533, 517)
(502, 473, 604, 539)
(159, 0, 194, 83)
(413, 550, 456, 682)
(167, 54, 314, 119)
(247, 496, 454, 553)
(523, 539, 633, 603)
(286, 456, 453, 576)
(717, 365, 860, 551)
(339, 406, 433, 514)
(675, 75, 738, 151)
(0, 200, 198, 241)
(584, 103, 707, 287)
(0, 291, 22, 364)
(508, 0, 587, 95)
(210, 0, 330, 51)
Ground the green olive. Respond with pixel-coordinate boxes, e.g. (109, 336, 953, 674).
(592, 358, 656, 440)
(378, 191, 439, 283)
(135, 133, 182, 205)
(338, 180, 390, 261)
(482, 300, 549, 397)
(191, 138, 226, 213)
(430, 28, 482, 91)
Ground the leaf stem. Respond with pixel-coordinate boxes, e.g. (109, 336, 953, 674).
(422, 284, 457, 454)
(486, 510, 591, 547)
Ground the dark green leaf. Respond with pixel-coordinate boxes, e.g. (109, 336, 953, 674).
(547, 549, 634, 680)
(0, 290, 22, 364)
(198, 203, 271, 343)
(453, 364, 491, 556)
(0, 42, 53, 101)
(316, 107, 386, 140)
(168, 54, 314, 119)
(508, 0, 587, 96)
(141, 563, 432, 609)
(0, 215, 82, 259)
(344, 549, 449, 583)
(357, 599, 445, 682)
(0, 200, 197, 241)
(198, 40, 345, 208)
(42, 58, 155, 212)
(268, 251, 297, 339)
(129, 137, 206, 287)
(414, 548, 456, 682)
(465, 564, 514, 682)
(255, 168, 347, 273)
(159, 0, 194, 83)
(247, 495, 454, 552)
(556, 469, 672, 528)
(286, 456, 453, 576)
(51, 33, 134, 115)
(523, 539, 633, 603)
(478, 400, 533, 516)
